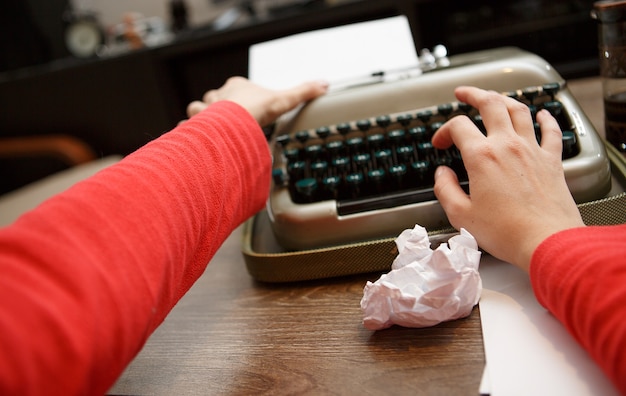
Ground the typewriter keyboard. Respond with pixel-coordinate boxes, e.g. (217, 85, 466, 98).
(272, 82, 578, 216)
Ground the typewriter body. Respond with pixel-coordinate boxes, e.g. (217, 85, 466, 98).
(267, 47, 612, 250)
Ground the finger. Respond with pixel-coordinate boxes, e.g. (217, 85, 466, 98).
(503, 95, 536, 141)
(254, 80, 329, 127)
(454, 87, 515, 136)
(287, 80, 329, 102)
(433, 166, 471, 229)
(202, 90, 219, 105)
(432, 114, 485, 152)
(276, 81, 329, 113)
(186, 101, 208, 118)
(536, 109, 563, 157)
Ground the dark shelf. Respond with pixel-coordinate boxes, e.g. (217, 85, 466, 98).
(446, 12, 591, 47)
(0, 0, 601, 192)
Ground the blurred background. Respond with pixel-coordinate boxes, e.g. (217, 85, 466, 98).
(0, 0, 598, 194)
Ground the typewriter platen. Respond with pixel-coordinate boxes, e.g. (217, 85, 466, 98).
(267, 47, 612, 251)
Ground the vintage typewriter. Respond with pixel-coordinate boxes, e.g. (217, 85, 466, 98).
(267, 47, 612, 251)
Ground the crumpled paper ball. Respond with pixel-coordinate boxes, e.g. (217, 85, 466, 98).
(360, 224, 482, 330)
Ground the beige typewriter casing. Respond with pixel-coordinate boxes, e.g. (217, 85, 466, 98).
(267, 47, 612, 251)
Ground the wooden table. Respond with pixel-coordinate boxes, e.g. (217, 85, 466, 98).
(109, 77, 604, 395)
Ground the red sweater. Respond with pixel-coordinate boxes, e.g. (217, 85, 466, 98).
(0, 101, 271, 395)
(531, 224, 626, 394)
(1, 99, 624, 394)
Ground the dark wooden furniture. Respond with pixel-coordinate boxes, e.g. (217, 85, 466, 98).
(0, 0, 598, 193)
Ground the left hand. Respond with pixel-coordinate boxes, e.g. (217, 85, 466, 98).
(186, 76, 329, 126)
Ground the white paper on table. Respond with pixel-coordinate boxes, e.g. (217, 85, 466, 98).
(478, 255, 618, 396)
(248, 15, 419, 90)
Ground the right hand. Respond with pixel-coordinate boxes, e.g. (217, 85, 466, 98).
(431, 86, 585, 270)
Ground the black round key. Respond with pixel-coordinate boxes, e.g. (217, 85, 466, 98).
(356, 119, 372, 132)
(396, 145, 414, 162)
(295, 130, 310, 143)
(332, 156, 350, 172)
(346, 173, 364, 192)
(311, 160, 328, 176)
(387, 129, 405, 144)
(367, 133, 385, 149)
(346, 136, 364, 153)
(375, 149, 392, 166)
(396, 113, 413, 126)
(408, 126, 428, 142)
(437, 103, 454, 117)
(353, 153, 371, 167)
(275, 134, 290, 147)
(336, 123, 352, 135)
(389, 164, 407, 184)
(368, 168, 386, 183)
(416, 110, 433, 123)
(284, 147, 300, 161)
(562, 130, 578, 159)
(326, 140, 344, 155)
(429, 122, 444, 134)
(376, 115, 391, 128)
(288, 160, 306, 178)
(272, 168, 286, 185)
(435, 156, 453, 167)
(346, 173, 365, 198)
(411, 160, 430, 178)
(457, 102, 473, 113)
(323, 176, 341, 193)
(543, 101, 563, 118)
(296, 178, 318, 198)
(542, 82, 560, 100)
(418, 142, 434, 157)
(305, 143, 323, 159)
(316, 126, 331, 139)
(522, 86, 539, 104)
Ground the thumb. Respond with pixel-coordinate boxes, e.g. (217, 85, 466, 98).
(433, 166, 470, 227)
(257, 80, 329, 127)
(281, 80, 329, 109)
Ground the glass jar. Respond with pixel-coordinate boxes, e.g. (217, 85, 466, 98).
(592, 0, 626, 152)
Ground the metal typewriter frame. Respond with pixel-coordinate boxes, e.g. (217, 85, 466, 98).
(267, 47, 612, 251)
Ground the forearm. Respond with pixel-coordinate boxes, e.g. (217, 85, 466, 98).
(0, 101, 270, 395)
(530, 224, 626, 394)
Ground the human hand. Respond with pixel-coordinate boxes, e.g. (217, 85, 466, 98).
(186, 76, 329, 126)
(431, 86, 585, 271)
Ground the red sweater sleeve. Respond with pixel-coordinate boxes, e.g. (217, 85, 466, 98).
(530, 224, 626, 394)
(0, 101, 271, 395)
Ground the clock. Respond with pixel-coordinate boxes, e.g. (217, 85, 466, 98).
(64, 17, 103, 58)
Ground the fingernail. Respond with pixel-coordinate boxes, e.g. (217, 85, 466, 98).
(434, 166, 445, 179)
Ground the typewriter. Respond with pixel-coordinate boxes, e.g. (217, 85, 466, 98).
(267, 47, 612, 251)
